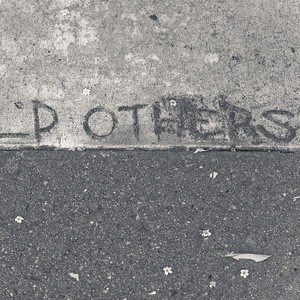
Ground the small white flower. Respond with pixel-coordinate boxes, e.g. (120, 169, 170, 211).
(163, 266, 172, 276)
(201, 229, 211, 237)
(170, 100, 177, 107)
(15, 216, 24, 223)
(240, 269, 249, 278)
(61, 9, 69, 16)
(82, 88, 91, 96)
(209, 281, 216, 288)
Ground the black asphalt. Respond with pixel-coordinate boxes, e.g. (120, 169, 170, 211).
(0, 150, 299, 300)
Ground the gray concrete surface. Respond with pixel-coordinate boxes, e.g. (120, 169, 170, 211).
(0, 150, 299, 299)
(0, 1, 300, 149)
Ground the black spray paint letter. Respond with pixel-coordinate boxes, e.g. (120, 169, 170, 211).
(256, 110, 296, 142)
(118, 104, 148, 140)
(33, 100, 58, 144)
(152, 101, 178, 140)
(191, 108, 224, 140)
(83, 106, 117, 140)
(218, 96, 261, 144)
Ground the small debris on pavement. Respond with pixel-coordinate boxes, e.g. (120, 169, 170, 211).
(100, 152, 110, 158)
(209, 281, 216, 288)
(148, 291, 157, 295)
(201, 229, 212, 237)
(240, 269, 249, 278)
(293, 196, 300, 201)
(224, 252, 271, 262)
(163, 266, 172, 276)
(194, 148, 208, 153)
(210, 172, 218, 178)
(15, 216, 24, 223)
(68, 273, 79, 281)
(14, 101, 24, 109)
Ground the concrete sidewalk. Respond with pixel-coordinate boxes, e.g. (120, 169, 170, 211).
(0, 0, 300, 149)
(0, 150, 299, 299)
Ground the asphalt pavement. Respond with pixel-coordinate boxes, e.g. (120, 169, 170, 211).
(0, 150, 299, 300)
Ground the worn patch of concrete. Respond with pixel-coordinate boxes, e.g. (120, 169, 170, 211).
(0, 0, 300, 149)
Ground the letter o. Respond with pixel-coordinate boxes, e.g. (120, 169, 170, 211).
(83, 106, 117, 139)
